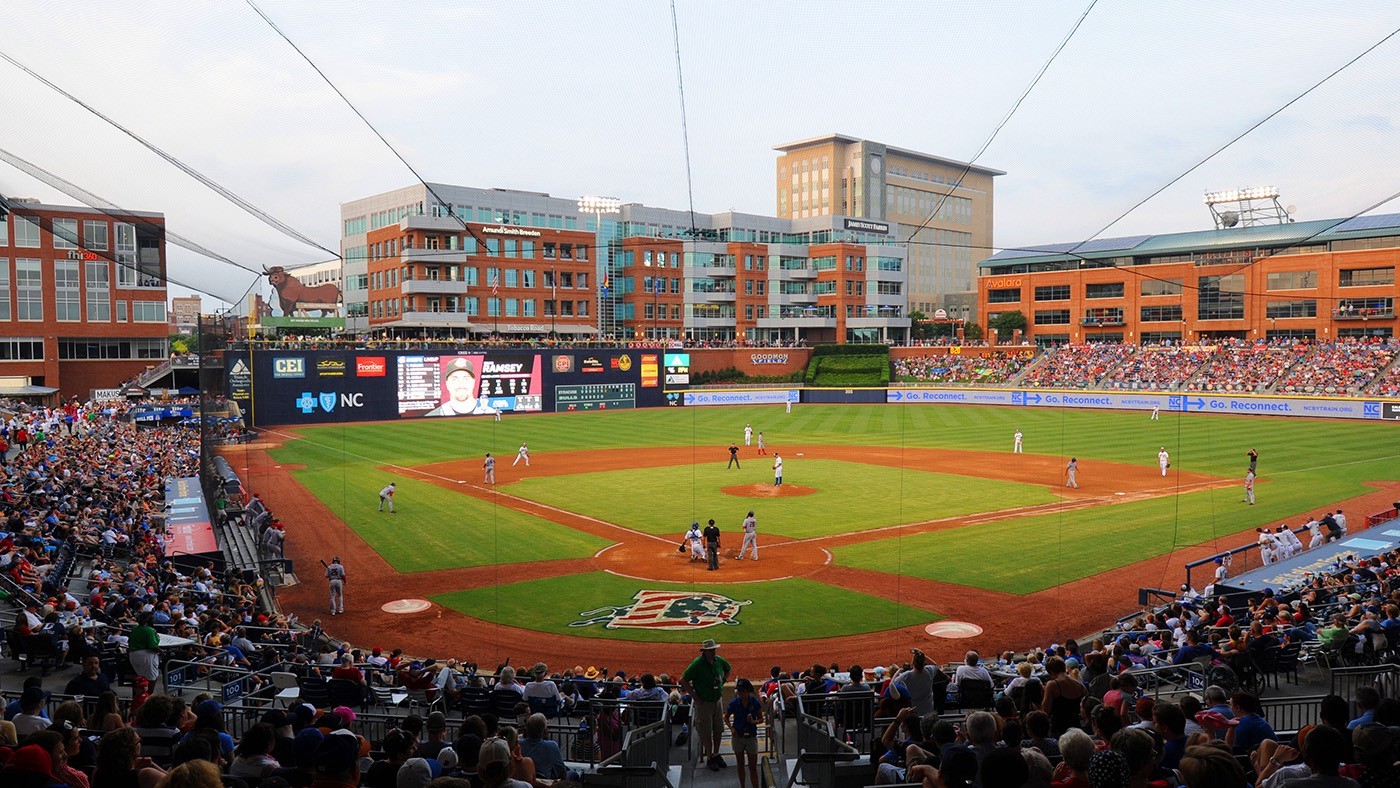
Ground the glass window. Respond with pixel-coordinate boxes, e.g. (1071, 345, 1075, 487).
(86, 260, 111, 322)
(521, 241, 534, 258)
(1338, 267, 1394, 287)
(53, 260, 80, 321)
(505, 298, 519, 317)
(1034, 284, 1070, 301)
(52, 218, 79, 249)
(0, 338, 44, 359)
(0, 216, 7, 246)
(116, 300, 126, 321)
(504, 239, 517, 258)
(1265, 270, 1316, 290)
(132, 301, 167, 322)
(521, 269, 535, 288)
(504, 269, 518, 288)
(487, 297, 500, 317)
(0, 259, 8, 320)
(577, 300, 588, 317)
(1034, 309, 1070, 325)
(84, 220, 109, 250)
(523, 299, 535, 317)
(987, 288, 1021, 303)
(1198, 274, 1245, 320)
(1085, 282, 1125, 299)
(15, 259, 42, 320)
(1140, 278, 1182, 296)
(13, 216, 40, 248)
(1265, 299, 1317, 319)
(1139, 305, 1183, 322)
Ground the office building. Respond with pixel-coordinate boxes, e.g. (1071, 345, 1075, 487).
(977, 214, 1400, 345)
(0, 199, 169, 397)
(773, 134, 1001, 320)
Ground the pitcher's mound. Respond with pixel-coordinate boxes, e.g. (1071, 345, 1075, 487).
(720, 484, 816, 498)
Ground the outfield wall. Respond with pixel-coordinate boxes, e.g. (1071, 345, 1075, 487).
(884, 387, 1399, 421)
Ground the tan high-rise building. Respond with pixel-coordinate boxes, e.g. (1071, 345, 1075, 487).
(774, 134, 1002, 319)
(170, 295, 202, 332)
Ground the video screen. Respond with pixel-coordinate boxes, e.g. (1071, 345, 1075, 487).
(397, 354, 544, 417)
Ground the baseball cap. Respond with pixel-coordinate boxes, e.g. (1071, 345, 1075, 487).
(437, 747, 459, 770)
(445, 358, 475, 376)
(292, 729, 325, 766)
(315, 729, 361, 774)
(479, 738, 512, 769)
(8, 745, 52, 774)
(426, 711, 448, 732)
(333, 705, 357, 723)
(396, 757, 442, 788)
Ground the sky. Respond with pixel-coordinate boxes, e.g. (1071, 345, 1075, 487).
(2, 1, 1398, 310)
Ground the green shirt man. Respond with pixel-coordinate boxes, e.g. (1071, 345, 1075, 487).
(683, 648, 731, 702)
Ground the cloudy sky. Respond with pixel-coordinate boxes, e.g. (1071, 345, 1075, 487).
(2, 1, 1398, 308)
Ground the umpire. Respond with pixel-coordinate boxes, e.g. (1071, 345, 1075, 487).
(703, 519, 721, 571)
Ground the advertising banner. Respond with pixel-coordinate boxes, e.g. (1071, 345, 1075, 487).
(164, 476, 219, 559)
(684, 389, 799, 407)
(886, 387, 1389, 421)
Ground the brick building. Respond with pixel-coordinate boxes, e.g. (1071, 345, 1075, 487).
(0, 199, 168, 397)
(978, 214, 1400, 345)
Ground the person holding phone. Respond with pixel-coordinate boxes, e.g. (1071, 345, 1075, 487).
(726, 678, 763, 788)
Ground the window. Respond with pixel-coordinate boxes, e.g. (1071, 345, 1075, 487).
(504, 269, 518, 288)
(1085, 282, 1124, 299)
(1266, 271, 1316, 290)
(577, 273, 587, 289)
(1265, 299, 1317, 319)
(53, 260, 81, 321)
(85, 261, 110, 321)
(543, 242, 556, 259)
(486, 267, 500, 289)
(464, 297, 479, 316)
(1140, 305, 1183, 322)
(116, 300, 127, 321)
(756, 280, 765, 295)
(485, 239, 499, 256)
(1339, 267, 1394, 287)
(0, 260, 7, 320)
(876, 282, 901, 295)
(487, 297, 500, 317)
(644, 303, 655, 320)
(0, 338, 43, 360)
(1034, 309, 1071, 325)
(987, 288, 1021, 303)
(15, 259, 41, 320)
(1082, 307, 1123, 325)
(57, 338, 166, 359)
(1034, 285, 1070, 301)
(523, 299, 535, 317)
(1140, 278, 1182, 296)
(1198, 274, 1245, 320)
(84, 220, 108, 250)
(52, 218, 79, 249)
(505, 298, 519, 317)
(504, 239, 517, 258)
(670, 277, 681, 294)
(13, 217, 40, 248)
(1140, 331, 1182, 343)
(132, 301, 166, 322)
(0, 216, 7, 246)
(522, 241, 534, 258)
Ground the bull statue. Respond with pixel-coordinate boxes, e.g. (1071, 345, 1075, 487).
(264, 265, 342, 317)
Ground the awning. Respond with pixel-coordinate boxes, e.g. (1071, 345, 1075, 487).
(0, 384, 58, 397)
(555, 325, 599, 335)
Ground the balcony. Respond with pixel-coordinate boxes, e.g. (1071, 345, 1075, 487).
(698, 290, 736, 303)
(771, 293, 816, 305)
(846, 316, 911, 329)
(1080, 318, 1127, 327)
(394, 311, 479, 328)
(775, 267, 817, 280)
(1333, 307, 1394, 320)
(401, 249, 471, 265)
(401, 279, 472, 294)
(688, 316, 737, 329)
(757, 316, 835, 328)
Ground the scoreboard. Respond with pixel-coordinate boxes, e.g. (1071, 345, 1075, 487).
(555, 383, 637, 411)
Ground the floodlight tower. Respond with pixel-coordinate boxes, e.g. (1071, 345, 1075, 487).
(578, 195, 622, 338)
(1204, 186, 1294, 229)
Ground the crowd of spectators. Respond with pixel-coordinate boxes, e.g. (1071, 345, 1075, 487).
(1021, 344, 1136, 389)
(1100, 346, 1215, 392)
(1276, 338, 1400, 395)
(1182, 339, 1308, 394)
(893, 353, 1033, 385)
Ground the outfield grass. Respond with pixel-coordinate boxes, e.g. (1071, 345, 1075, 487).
(284, 467, 612, 573)
(430, 572, 936, 643)
(265, 404, 1400, 592)
(505, 460, 1056, 538)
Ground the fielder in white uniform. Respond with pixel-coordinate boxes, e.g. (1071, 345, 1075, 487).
(686, 522, 706, 562)
(378, 483, 396, 513)
(1151, 404, 1160, 420)
(1013, 429, 1023, 454)
(1305, 517, 1324, 550)
(513, 442, 530, 467)
(744, 424, 753, 446)
(738, 511, 758, 561)
(1158, 448, 1170, 477)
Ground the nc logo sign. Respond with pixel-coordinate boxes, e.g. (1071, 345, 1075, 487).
(296, 392, 364, 414)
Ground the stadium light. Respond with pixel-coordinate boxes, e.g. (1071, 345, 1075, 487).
(578, 196, 623, 338)
(1204, 186, 1279, 205)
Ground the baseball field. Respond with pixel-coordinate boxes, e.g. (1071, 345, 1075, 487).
(229, 402, 1400, 672)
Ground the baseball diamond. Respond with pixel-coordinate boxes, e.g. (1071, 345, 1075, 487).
(225, 401, 1400, 674)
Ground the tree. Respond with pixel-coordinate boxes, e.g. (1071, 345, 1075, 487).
(987, 310, 1027, 338)
(907, 310, 929, 341)
(962, 322, 984, 342)
(169, 333, 192, 355)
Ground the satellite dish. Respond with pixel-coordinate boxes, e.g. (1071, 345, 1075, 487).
(1220, 211, 1239, 228)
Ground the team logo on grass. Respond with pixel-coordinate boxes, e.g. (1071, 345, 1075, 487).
(570, 590, 752, 630)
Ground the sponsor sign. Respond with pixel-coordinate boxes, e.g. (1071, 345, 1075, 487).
(581, 356, 604, 373)
(552, 354, 575, 373)
(750, 353, 789, 365)
(356, 356, 387, 377)
(273, 357, 305, 378)
(684, 389, 797, 407)
(610, 354, 633, 371)
(317, 358, 346, 377)
(554, 382, 636, 411)
(640, 354, 659, 388)
(91, 388, 123, 401)
(164, 476, 218, 558)
(842, 218, 890, 235)
(483, 226, 542, 237)
(886, 387, 1388, 421)
(570, 589, 752, 630)
(261, 316, 345, 328)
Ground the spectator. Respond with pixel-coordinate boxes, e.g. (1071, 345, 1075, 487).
(229, 723, 281, 782)
(1224, 692, 1275, 755)
(518, 714, 566, 780)
(93, 727, 166, 788)
(1178, 743, 1247, 788)
(65, 655, 111, 697)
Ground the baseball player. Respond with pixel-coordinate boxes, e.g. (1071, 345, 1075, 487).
(727, 443, 741, 469)
(772, 455, 783, 486)
(1158, 447, 1170, 477)
(756, 432, 767, 456)
(1257, 529, 1277, 565)
(1279, 524, 1303, 558)
(1013, 429, 1023, 454)
(1243, 469, 1255, 505)
(483, 453, 496, 484)
(1305, 516, 1325, 550)
(744, 423, 753, 446)
(513, 442, 530, 467)
(738, 510, 758, 561)
(703, 519, 721, 571)
(1213, 556, 1230, 584)
(326, 557, 346, 615)
(687, 522, 707, 563)
(1150, 404, 1160, 420)
(378, 482, 397, 513)
(785, 396, 793, 414)
(1065, 458, 1079, 489)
